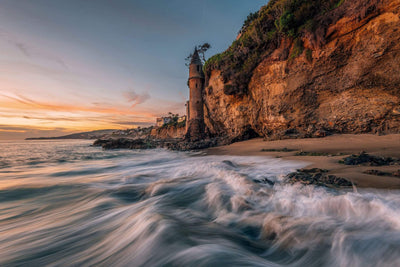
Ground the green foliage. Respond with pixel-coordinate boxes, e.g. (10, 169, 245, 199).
(299, 19, 316, 32)
(289, 38, 304, 61)
(203, 51, 231, 72)
(240, 11, 259, 34)
(204, 0, 342, 94)
(177, 120, 186, 128)
(160, 113, 185, 128)
(240, 33, 254, 48)
(274, 0, 340, 36)
(265, 30, 277, 41)
(276, 11, 295, 32)
(335, 0, 345, 8)
(241, 52, 260, 75)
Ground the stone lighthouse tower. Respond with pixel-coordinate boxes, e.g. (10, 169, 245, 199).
(186, 48, 205, 141)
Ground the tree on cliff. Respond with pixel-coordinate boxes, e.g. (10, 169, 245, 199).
(185, 43, 211, 67)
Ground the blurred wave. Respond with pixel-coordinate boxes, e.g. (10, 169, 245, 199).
(0, 140, 399, 266)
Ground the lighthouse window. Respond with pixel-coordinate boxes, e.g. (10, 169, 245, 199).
(197, 66, 200, 72)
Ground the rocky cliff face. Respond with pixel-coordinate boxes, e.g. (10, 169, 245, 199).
(204, 0, 400, 140)
(150, 125, 186, 139)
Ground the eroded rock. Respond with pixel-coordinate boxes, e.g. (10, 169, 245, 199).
(364, 169, 400, 177)
(339, 152, 399, 166)
(203, 0, 400, 141)
(285, 168, 353, 187)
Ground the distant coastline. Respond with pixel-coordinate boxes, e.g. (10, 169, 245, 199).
(25, 129, 117, 140)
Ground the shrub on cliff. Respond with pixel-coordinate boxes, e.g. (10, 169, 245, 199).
(204, 0, 347, 94)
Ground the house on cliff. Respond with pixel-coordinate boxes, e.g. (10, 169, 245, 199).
(155, 115, 186, 128)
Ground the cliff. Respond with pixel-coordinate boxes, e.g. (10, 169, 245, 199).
(96, 125, 185, 141)
(150, 125, 186, 139)
(204, 0, 400, 140)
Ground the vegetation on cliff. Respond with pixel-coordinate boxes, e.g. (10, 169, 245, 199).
(203, 0, 397, 140)
(204, 0, 349, 94)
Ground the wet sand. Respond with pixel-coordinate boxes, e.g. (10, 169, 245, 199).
(207, 134, 400, 189)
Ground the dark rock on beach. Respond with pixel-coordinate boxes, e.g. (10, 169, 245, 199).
(285, 168, 353, 187)
(364, 169, 400, 178)
(93, 138, 158, 150)
(93, 137, 231, 151)
(339, 152, 399, 166)
(364, 169, 392, 176)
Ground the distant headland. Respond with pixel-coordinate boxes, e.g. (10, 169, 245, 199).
(25, 129, 117, 140)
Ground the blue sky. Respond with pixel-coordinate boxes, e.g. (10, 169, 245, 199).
(0, 0, 266, 139)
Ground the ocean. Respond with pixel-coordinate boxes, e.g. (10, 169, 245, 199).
(0, 140, 399, 266)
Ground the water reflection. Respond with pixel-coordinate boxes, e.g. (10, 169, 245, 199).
(0, 140, 399, 266)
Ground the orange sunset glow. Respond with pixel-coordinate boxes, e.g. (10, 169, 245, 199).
(0, 0, 265, 140)
(0, 90, 184, 139)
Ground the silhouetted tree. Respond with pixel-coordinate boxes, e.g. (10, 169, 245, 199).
(185, 43, 211, 67)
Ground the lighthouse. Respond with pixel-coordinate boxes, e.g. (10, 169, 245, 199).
(186, 48, 205, 141)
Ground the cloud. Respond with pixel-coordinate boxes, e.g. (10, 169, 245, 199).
(0, 91, 188, 139)
(0, 92, 155, 117)
(0, 129, 26, 133)
(123, 90, 151, 108)
(0, 28, 68, 70)
(22, 115, 80, 122)
(0, 125, 29, 132)
(0, 124, 61, 130)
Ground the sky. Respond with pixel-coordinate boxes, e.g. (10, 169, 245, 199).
(0, 0, 266, 139)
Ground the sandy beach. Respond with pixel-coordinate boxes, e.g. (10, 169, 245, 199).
(207, 134, 400, 189)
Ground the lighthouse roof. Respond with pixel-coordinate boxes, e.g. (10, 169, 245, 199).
(190, 48, 202, 65)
